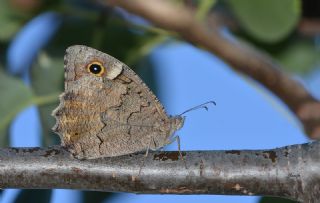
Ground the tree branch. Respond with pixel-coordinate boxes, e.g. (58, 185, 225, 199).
(0, 142, 319, 202)
(105, 0, 320, 139)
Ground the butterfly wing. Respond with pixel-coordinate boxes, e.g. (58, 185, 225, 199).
(52, 45, 184, 159)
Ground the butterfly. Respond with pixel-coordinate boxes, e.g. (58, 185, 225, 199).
(52, 45, 185, 159)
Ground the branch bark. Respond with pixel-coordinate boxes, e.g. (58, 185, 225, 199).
(0, 142, 319, 202)
(105, 0, 320, 139)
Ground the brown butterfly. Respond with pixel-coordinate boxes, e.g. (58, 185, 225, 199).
(52, 45, 185, 159)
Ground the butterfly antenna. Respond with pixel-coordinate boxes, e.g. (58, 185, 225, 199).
(179, 101, 216, 116)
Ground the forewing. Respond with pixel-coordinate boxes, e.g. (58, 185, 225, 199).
(53, 45, 175, 159)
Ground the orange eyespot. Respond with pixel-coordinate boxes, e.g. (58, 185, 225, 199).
(87, 62, 105, 76)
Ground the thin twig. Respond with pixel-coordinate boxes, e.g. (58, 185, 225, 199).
(105, 0, 320, 139)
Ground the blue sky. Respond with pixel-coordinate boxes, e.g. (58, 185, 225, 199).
(2, 11, 318, 203)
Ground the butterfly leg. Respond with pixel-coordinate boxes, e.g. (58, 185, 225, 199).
(168, 135, 187, 169)
(138, 136, 154, 176)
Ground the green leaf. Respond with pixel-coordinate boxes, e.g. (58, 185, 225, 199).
(276, 39, 320, 74)
(14, 189, 52, 203)
(0, 71, 34, 145)
(260, 196, 298, 203)
(227, 0, 301, 43)
(31, 51, 63, 146)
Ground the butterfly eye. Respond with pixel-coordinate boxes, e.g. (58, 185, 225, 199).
(87, 62, 105, 76)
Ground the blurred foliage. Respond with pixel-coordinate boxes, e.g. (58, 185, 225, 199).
(0, 70, 34, 147)
(276, 38, 320, 74)
(0, 1, 28, 41)
(0, 0, 59, 41)
(31, 52, 64, 146)
(0, 0, 319, 202)
(226, 0, 301, 43)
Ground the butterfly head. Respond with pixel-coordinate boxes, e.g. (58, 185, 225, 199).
(170, 115, 185, 135)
